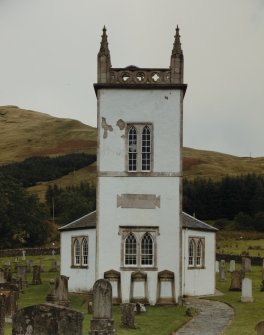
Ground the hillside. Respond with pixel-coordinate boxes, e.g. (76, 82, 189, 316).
(0, 105, 97, 164)
(1, 105, 263, 184)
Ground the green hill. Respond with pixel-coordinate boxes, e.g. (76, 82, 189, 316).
(1, 105, 263, 186)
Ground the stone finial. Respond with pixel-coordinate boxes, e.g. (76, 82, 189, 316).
(172, 25, 183, 56)
(97, 26, 112, 83)
(170, 25, 184, 84)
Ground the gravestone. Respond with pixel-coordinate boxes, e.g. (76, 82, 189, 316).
(49, 259, 58, 272)
(255, 320, 264, 335)
(22, 250, 26, 261)
(229, 271, 242, 291)
(46, 276, 69, 306)
(215, 261, 219, 273)
(89, 279, 115, 335)
(26, 260, 32, 273)
(220, 259, 225, 267)
(0, 289, 18, 321)
(0, 271, 5, 284)
(229, 260, 235, 272)
(3, 268, 12, 283)
(31, 265, 42, 285)
(12, 303, 83, 335)
(241, 278, 253, 302)
(121, 303, 136, 329)
(0, 295, 5, 335)
(16, 265, 27, 289)
(242, 257, 251, 272)
(220, 263, 226, 281)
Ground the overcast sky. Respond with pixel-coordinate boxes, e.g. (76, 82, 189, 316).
(0, 0, 263, 157)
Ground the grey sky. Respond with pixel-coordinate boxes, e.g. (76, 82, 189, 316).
(0, 0, 263, 157)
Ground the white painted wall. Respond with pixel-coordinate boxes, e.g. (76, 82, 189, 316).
(97, 89, 182, 173)
(60, 228, 96, 292)
(182, 229, 216, 296)
(97, 88, 183, 304)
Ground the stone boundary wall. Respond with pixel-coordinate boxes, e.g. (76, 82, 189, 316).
(216, 253, 263, 266)
(0, 247, 60, 257)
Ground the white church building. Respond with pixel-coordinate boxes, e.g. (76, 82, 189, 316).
(59, 27, 217, 305)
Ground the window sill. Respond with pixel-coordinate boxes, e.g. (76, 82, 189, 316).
(120, 266, 158, 271)
(71, 265, 89, 269)
(187, 266, 205, 270)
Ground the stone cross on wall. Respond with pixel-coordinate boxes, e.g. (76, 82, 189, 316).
(89, 279, 115, 335)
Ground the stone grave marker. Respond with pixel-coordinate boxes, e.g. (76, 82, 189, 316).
(49, 259, 58, 272)
(229, 260, 235, 272)
(0, 294, 5, 335)
(255, 320, 264, 335)
(242, 257, 251, 272)
(215, 261, 219, 273)
(16, 265, 27, 289)
(46, 275, 69, 306)
(121, 303, 136, 328)
(229, 271, 242, 291)
(241, 278, 253, 302)
(220, 259, 225, 267)
(26, 260, 32, 273)
(22, 250, 26, 261)
(31, 265, 42, 285)
(89, 279, 115, 335)
(12, 303, 83, 335)
(220, 262, 226, 281)
(3, 268, 12, 283)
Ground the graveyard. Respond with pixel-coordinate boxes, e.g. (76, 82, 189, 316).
(0, 254, 189, 334)
(2, 254, 264, 334)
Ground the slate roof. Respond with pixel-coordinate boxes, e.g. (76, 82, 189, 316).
(59, 210, 217, 233)
(182, 212, 218, 232)
(58, 211, 96, 231)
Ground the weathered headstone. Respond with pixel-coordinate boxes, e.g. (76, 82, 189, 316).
(242, 257, 251, 272)
(229, 271, 242, 291)
(31, 265, 42, 285)
(12, 303, 83, 335)
(255, 320, 264, 335)
(49, 259, 58, 272)
(215, 261, 219, 273)
(220, 259, 225, 267)
(220, 263, 226, 281)
(229, 260, 235, 272)
(241, 278, 253, 302)
(89, 279, 115, 335)
(0, 289, 18, 321)
(21, 250, 26, 261)
(0, 295, 5, 335)
(0, 271, 5, 284)
(16, 265, 27, 289)
(121, 303, 136, 328)
(46, 276, 69, 306)
(3, 268, 12, 283)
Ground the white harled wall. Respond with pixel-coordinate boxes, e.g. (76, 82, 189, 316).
(97, 88, 183, 304)
(60, 228, 96, 292)
(182, 229, 216, 296)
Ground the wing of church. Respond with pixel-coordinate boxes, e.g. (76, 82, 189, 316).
(59, 27, 217, 304)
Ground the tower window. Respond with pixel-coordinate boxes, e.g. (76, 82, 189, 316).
(127, 124, 152, 172)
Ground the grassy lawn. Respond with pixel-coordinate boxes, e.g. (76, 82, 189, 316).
(216, 230, 264, 257)
(210, 264, 264, 334)
(2, 255, 190, 335)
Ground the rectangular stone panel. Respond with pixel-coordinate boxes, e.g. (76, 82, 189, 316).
(117, 194, 160, 209)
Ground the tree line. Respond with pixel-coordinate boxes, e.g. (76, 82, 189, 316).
(0, 153, 96, 187)
(183, 174, 264, 231)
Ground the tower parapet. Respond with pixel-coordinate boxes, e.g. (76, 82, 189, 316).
(97, 27, 186, 89)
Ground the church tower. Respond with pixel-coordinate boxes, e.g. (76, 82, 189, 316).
(94, 27, 187, 304)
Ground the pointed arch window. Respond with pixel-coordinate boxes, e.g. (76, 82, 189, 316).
(127, 124, 152, 172)
(141, 233, 153, 266)
(74, 239, 81, 266)
(125, 233, 137, 266)
(141, 126, 151, 171)
(82, 238, 88, 266)
(196, 239, 203, 267)
(188, 237, 205, 269)
(71, 236, 89, 268)
(188, 239, 195, 267)
(128, 127, 137, 171)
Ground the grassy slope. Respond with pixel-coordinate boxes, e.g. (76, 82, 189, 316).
(0, 105, 97, 164)
(1, 105, 264, 200)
